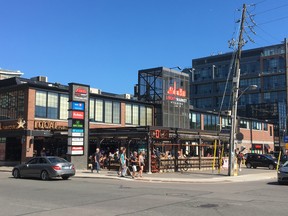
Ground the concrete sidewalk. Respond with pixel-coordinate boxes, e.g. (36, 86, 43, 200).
(0, 166, 277, 183)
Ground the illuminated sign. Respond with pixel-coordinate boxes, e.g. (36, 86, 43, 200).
(72, 111, 84, 119)
(71, 102, 85, 111)
(75, 87, 88, 98)
(69, 119, 84, 128)
(150, 130, 169, 139)
(68, 146, 84, 155)
(167, 81, 186, 97)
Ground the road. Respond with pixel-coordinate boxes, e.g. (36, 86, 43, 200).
(0, 171, 287, 216)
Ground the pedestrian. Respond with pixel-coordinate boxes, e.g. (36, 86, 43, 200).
(237, 151, 243, 171)
(40, 147, 46, 156)
(120, 147, 127, 177)
(138, 151, 145, 178)
(93, 148, 102, 173)
(130, 151, 138, 178)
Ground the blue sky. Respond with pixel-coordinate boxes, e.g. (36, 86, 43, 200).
(0, 0, 287, 94)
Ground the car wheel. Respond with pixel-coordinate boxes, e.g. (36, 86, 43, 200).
(40, 170, 49, 180)
(246, 163, 252, 168)
(268, 164, 274, 170)
(13, 169, 21, 178)
(62, 176, 70, 180)
(253, 166, 257, 169)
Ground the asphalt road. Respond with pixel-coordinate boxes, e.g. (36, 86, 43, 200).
(0, 171, 287, 216)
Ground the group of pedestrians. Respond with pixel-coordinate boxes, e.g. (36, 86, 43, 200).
(119, 147, 145, 178)
(90, 147, 145, 178)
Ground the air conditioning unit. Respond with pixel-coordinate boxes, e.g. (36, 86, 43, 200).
(31, 76, 48, 82)
(90, 88, 101, 94)
(123, 94, 131, 99)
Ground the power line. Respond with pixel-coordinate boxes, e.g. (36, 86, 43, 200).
(256, 3, 288, 15)
(257, 15, 288, 26)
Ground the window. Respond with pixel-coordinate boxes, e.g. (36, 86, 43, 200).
(252, 121, 262, 130)
(89, 99, 95, 121)
(132, 105, 139, 125)
(139, 106, 146, 126)
(47, 92, 58, 119)
(112, 102, 120, 124)
(95, 99, 103, 122)
(125, 104, 132, 124)
(104, 101, 112, 123)
(190, 112, 201, 129)
(35, 91, 47, 118)
(59, 94, 69, 120)
(146, 107, 153, 126)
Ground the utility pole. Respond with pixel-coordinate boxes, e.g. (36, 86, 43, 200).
(228, 4, 246, 176)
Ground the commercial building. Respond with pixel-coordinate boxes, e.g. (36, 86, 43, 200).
(190, 38, 288, 151)
(0, 68, 274, 172)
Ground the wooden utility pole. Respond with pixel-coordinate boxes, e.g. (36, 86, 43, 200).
(228, 4, 247, 176)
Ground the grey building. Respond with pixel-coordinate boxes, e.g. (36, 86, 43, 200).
(190, 38, 288, 150)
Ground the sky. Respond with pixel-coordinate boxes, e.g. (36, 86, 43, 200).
(0, 0, 287, 94)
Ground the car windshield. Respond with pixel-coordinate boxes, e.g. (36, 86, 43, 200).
(47, 157, 68, 164)
(265, 154, 276, 160)
(283, 161, 288, 167)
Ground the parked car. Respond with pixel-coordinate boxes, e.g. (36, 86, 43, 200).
(278, 161, 288, 184)
(12, 156, 75, 180)
(245, 153, 278, 169)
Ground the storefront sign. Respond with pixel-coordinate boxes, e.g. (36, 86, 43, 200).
(75, 87, 88, 99)
(71, 102, 85, 111)
(71, 111, 84, 119)
(252, 144, 262, 149)
(0, 118, 26, 130)
(150, 129, 169, 139)
(68, 137, 84, 146)
(67, 146, 84, 155)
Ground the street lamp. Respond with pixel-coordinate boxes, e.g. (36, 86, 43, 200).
(228, 84, 257, 176)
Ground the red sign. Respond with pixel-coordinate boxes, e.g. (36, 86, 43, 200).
(167, 81, 186, 97)
(72, 111, 84, 119)
(75, 87, 88, 98)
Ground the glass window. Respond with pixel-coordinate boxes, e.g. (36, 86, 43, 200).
(113, 102, 120, 124)
(47, 92, 58, 119)
(59, 94, 69, 120)
(89, 99, 95, 121)
(95, 99, 103, 122)
(132, 105, 139, 125)
(146, 107, 153, 126)
(140, 106, 146, 126)
(190, 112, 201, 129)
(104, 101, 112, 123)
(35, 91, 47, 118)
(125, 104, 132, 124)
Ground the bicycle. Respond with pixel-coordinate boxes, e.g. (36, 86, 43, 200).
(180, 159, 189, 172)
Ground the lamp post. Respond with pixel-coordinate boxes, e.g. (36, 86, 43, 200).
(228, 84, 257, 176)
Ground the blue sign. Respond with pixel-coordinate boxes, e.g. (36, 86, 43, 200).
(284, 136, 288, 143)
(72, 102, 85, 111)
(72, 128, 84, 133)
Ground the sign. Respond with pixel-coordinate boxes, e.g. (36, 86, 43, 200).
(150, 130, 169, 139)
(68, 137, 84, 146)
(68, 119, 84, 128)
(72, 128, 84, 133)
(167, 81, 186, 97)
(71, 102, 85, 111)
(75, 87, 88, 98)
(71, 111, 84, 119)
(67, 146, 84, 155)
(284, 136, 288, 143)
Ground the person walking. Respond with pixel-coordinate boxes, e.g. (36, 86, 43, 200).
(237, 151, 244, 171)
(138, 151, 145, 178)
(120, 147, 127, 177)
(93, 148, 102, 173)
(130, 151, 138, 178)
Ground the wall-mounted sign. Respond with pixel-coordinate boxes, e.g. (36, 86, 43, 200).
(167, 81, 186, 97)
(150, 129, 169, 139)
(0, 118, 26, 130)
(68, 137, 84, 146)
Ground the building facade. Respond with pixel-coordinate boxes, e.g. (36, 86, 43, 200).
(0, 69, 274, 170)
(190, 38, 288, 150)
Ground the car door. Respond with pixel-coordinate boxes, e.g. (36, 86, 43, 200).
(21, 158, 39, 177)
(36, 157, 49, 177)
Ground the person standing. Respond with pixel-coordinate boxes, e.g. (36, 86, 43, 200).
(94, 148, 102, 173)
(120, 147, 127, 177)
(237, 151, 243, 171)
(138, 151, 145, 178)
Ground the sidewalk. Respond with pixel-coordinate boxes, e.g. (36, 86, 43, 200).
(0, 166, 277, 183)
